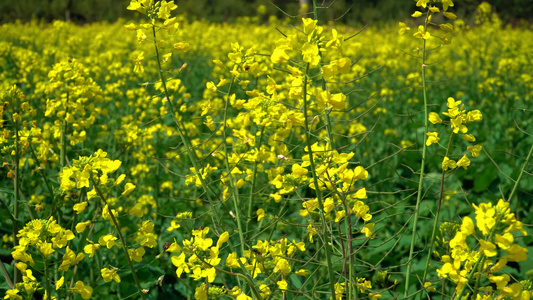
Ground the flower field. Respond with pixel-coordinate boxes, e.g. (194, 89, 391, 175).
(1, 1, 532, 299)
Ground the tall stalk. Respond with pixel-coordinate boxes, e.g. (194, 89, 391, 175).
(91, 177, 146, 300)
(404, 12, 430, 299)
(150, 25, 221, 225)
(301, 62, 337, 299)
(12, 118, 20, 284)
(509, 143, 533, 215)
(421, 132, 454, 296)
(222, 74, 246, 255)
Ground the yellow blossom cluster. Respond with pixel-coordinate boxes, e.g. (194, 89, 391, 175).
(427, 97, 483, 171)
(436, 200, 529, 299)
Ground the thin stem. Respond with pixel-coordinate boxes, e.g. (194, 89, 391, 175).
(222, 74, 246, 255)
(13, 118, 20, 284)
(150, 25, 221, 226)
(471, 256, 486, 297)
(28, 142, 55, 203)
(195, 255, 262, 299)
(44, 257, 52, 299)
(302, 62, 337, 299)
(310, 3, 344, 297)
(404, 11, 430, 298)
(421, 132, 454, 297)
(510, 143, 533, 215)
(91, 177, 146, 300)
(0, 258, 14, 289)
(455, 204, 507, 299)
(60, 93, 68, 169)
(246, 126, 265, 234)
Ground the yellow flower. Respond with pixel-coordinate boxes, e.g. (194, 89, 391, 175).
(56, 276, 64, 290)
(479, 239, 497, 257)
(129, 203, 144, 217)
(3, 289, 22, 300)
(84, 243, 100, 257)
(413, 25, 431, 39)
(128, 247, 146, 262)
(38, 242, 54, 257)
(73, 201, 88, 214)
(259, 284, 272, 298)
(173, 42, 190, 51)
(456, 155, 470, 169)
(194, 283, 208, 300)
(505, 244, 528, 262)
(362, 223, 375, 238)
(302, 18, 317, 34)
(442, 157, 457, 171)
(466, 110, 483, 122)
(443, 12, 457, 19)
(277, 279, 288, 291)
(165, 239, 182, 253)
(273, 258, 291, 276)
(424, 282, 437, 292)
(122, 182, 136, 196)
(133, 51, 145, 73)
(415, 0, 429, 8)
(157, 0, 177, 20)
(398, 22, 411, 35)
(495, 233, 514, 250)
(217, 231, 229, 248)
(257, 208, 266, 221)
(71, 281, 93, 300)
(98, 234, 117, 249)
(462, 134, 476, 142)
(467, 145, 482, 157)
(428, 112, 443, 124)
(171, 253, 190, 277)
(442, 0, 455, 11)
(411, 11, 423, 18)
(101, 267, 121, 283)
(460, 216, 475, 235)
(114, 174, 126, 186)
(271, 48, 290, 63)
(426, 132, 440, 146)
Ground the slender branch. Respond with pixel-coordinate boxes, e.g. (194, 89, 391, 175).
(91, 177, 146, 300)
(302, 61, 337, 299)
(404, 9, 431, 298)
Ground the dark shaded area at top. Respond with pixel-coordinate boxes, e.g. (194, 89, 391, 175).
(0, 0, 532, 25)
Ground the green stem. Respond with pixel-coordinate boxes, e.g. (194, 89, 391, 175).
(302, 62, 337, 299)
(310, 3, 345, 297)
(221, 74, 246, 255)
(404, 12, 430, 299)
(60, 93, 68, 169)
(0, 258, 14, 289)
(246, 126, 265, 234)
(91, 177, 146, 300)
(195, 255, 262, 299)
(44, 257, 52, 299)
(421, 133, 454, 294)
(342, 195, 357, 300)
(150, 25, 221, 225)
(510, 143, 533, 215)
(13, 119, 20, 284)
(471, 256, 486, 298)
(28, 142, 55, 203)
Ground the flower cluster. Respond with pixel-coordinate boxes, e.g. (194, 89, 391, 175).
(436, 199, 529, 298)
(45, 59, 103, 146)
(6, 217, 91, 299)
(427, 97, 483, 171)
(400, 0, 456, 44)
(59, 149, 133, 203)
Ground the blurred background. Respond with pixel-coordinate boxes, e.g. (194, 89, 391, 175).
(1, 0, 532, 25)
